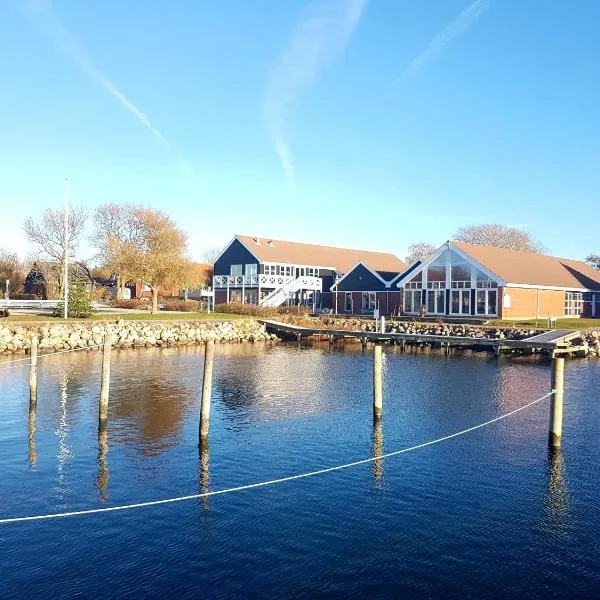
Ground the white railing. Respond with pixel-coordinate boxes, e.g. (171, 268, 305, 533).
(0, 299, 60, 310)
(260, 277, 322, 308)
(213, 274, 260, 288)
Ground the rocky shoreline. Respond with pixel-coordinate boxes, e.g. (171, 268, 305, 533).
(0, 320, 278, 355)
(282, 316, 600, 357)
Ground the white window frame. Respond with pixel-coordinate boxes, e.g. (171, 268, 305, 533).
(344, 292, 353, 313)
(230, 264, 242, 276)
(361, 291, 376, 312)
(475, 289, 498, 316)
(404, 289, 422, 314)
(426, 289, 446, 314)
(565, 292, 583, 316)
(450, 289, 471, 315)
(245, 263, 258, 276)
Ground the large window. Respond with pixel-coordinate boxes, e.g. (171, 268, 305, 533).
(245, 263, 258, 276)
(450, 290, 471, 315)
(230, 264, 242, 276)
(404, 289, 422, 313)
(565, 292, 583, 316)
(344, 293, 353, 313)
(476, 289, 497, 315)
(362, 292, 376, 312)
(426, 289, 445, 314)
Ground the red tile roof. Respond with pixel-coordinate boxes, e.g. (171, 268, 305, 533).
(237, 235, 405, 274)
(453, 241, 600, 290)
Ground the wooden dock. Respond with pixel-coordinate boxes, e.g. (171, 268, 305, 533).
(261, 320, 585, 356)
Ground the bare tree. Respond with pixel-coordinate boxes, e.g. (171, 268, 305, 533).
(129, 207, 189, 313)
(453, 224, 544, 253)
(586, 254, 600, 270)
(405, 242, 437, 265)
(22, 206, 87, 297)
(0, 249, 24, 297)
(199, 246, 224, 264)
(91, 203, 144, 298)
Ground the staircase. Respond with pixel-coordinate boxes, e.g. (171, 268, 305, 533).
(260, 276, 322, 308)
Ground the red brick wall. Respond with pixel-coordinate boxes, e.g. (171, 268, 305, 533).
(214, 290, 228, 305)
(333, 290, 402, 316)
(499, 287, 566, 319)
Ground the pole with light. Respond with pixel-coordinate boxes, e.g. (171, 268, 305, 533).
(63, 178, 69, 320)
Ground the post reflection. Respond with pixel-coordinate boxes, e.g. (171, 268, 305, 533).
(372, 418, 383, 484)
(28, 409, 37, 468)
(543, 448, 569, 533)
(199, 439, 210, 509)
(96, 428, 109, 502)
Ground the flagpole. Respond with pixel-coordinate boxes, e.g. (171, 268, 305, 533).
(63, 178, 69, 320)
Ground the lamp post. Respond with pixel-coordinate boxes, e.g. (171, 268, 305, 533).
(63, 178, 69, 320)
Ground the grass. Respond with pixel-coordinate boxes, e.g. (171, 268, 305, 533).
(489, 318, 599, 330)
(1, 312, 249, 323)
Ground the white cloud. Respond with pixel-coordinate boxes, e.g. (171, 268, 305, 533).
(17, 0, 194, 174)
(402, 0, 490, 80)
(263, 0, 366, 191)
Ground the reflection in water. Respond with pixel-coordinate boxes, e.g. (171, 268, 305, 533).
(56, 372, 71, 490)
(96, 429, 109, 502)
(199, 439, 210, 509)
(28, 409, 37, 468)
(372, 419, 383, 484)
(543, 448, 570, 535)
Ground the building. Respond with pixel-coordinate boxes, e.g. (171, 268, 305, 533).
(212, 235, 405, 310)
(331, 260, 418, 316)
(395, 241, 600, 320)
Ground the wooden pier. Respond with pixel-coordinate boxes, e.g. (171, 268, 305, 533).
(261, 320, 584, 356)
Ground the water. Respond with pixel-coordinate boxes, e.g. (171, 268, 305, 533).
(1, 343, 599, 599)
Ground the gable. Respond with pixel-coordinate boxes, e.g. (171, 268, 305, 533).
(336, 263, 387, 291)
(213, 239, 259, 275)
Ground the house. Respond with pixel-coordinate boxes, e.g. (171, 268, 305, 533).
(212, 235, 405, 310)
(331, 260, 418, 316)
(395, 241, 600, 320)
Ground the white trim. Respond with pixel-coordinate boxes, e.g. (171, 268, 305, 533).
(395, 241, 506, 289)
(213, 236, 261, 266)
(387, 263, 418, 286)
(330, 261, 390, 291)
(504, 282, 598, 293)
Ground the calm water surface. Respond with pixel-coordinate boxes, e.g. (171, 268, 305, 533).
(1, 343, 599, 599)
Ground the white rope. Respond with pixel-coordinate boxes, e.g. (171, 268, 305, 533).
(0, 343, 105, 371)
(0, 391, 554, 525)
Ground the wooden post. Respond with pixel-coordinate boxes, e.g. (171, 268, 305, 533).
(29, 334, 38, 413)
(373, 343, 383, 421)
(99, 334, 113, 430)
(549, 355, 565, 448)
(200, 340, 215, 440)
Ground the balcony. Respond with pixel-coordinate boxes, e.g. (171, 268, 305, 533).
(213, 274, 322, 291)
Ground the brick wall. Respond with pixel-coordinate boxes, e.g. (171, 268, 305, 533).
(333, 290, 402, 316)
(499, 287, 566, 319)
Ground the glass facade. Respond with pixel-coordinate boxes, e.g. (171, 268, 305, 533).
(403, 248, 498, 316)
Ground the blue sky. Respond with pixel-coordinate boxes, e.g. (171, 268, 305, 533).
(1, 0, 599, 262)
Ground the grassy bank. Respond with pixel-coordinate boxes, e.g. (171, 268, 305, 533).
(489, 318, 599, 330)
(1, 312, 248, 323)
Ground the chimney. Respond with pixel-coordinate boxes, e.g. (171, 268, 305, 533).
(254, 237, 261, 245)
(268, 240, 273, 247)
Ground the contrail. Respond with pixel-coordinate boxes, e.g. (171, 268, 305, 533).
(402, 0, 490, 79)
(263, 0, 366, 191)
(17, 0, 194, 175)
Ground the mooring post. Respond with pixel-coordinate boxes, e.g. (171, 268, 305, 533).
(200, 340, 215, 440)
(99, 333, 113, 431)
(29, 334, 38, 413)
(549, 355, 565, 448)
(373, 343, 383, 421)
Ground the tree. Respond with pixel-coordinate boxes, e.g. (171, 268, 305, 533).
(0, 249, 24, 297)
(199, 246, 224, 264)
(405, 242, 437, 265)
(91, 203, 143, 299)
(586, 254, 600, 270)
(453, 224, 544, 253)
(22, 206, 87, 297)
(129, 207, 189, 314)
(52, 279, 93, 318)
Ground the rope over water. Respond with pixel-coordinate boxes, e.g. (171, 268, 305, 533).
(0, 391, 554, 525)
(0, 343, 105, 370)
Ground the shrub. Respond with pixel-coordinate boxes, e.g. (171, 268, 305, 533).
(160, 299, 202, 312)
(111, 298, 150, 310)
(9, 293, 39, 300)
(214, 303, 312, 317)
(52, 280, 93, 318)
